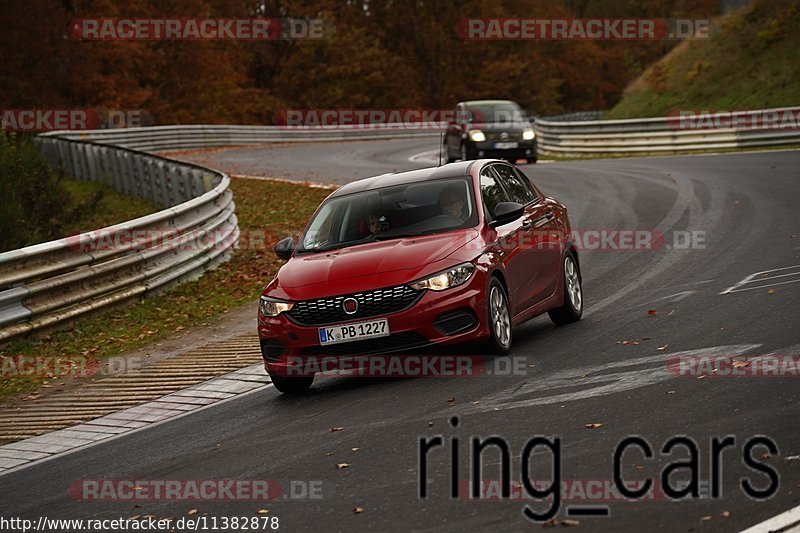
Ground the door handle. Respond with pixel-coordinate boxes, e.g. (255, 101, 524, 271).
(532, 212, 554, 228)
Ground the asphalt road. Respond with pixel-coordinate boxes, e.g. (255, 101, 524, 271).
(3, 141, 799, 532)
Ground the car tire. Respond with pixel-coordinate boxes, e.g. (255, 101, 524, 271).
(485, 277, 512, 355)
(548, 252, 583, 325)
(269, 373, 314, 394)
(526, 157, 537, 164)
(460, 142, 474, 161)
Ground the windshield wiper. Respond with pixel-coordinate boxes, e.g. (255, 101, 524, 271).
(295, 235, 378, 254)
(373, 231, 434, 241)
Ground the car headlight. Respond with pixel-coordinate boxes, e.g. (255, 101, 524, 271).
(410, 263, 475, 291)
(259, 296, 294, 317)
(522, 128, 535, 140)
(468, 130, 486, 142)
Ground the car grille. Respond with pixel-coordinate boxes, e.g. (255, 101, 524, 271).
(484, 130, 522, 142)
(286, 285, 423, 326)
(299, 332, 430, 357)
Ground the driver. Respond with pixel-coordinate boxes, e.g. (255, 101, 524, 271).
(438, 184, 466, 220)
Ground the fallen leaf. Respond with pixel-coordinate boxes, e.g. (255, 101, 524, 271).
(666, 390, 676, 394)
(257, 509, 269, 515)
(761, 452, 771, 460)
(732, 360, 751, 369)
(721, 511, 731, 518)
(541, 518, 558, 528)
(329, 427, 344, 432)
(472, 401, 479, 405)
(353, 506, 364, 514)
(668, 309, 676, 316)
(585, 423, 603, 429)
(351, 447, 361, 452)
(325, 452, 334, 456)
(657, 344, 669, 351)
(647, 309, 658, 316)
(767, 288, 775, 294)
(561, 519, 580, 527)
(697, 375, 707, 380)
(426, 421, 433, 427)
(621, 340, 630, 345)
(701, 515, 712, 521)
(187, 509, 199, 515)
(632, 341, 640, 345)
(336, 463, 350, 469)
(447, 397, 456, 406)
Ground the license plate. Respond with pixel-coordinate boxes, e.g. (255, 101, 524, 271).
(494, 142, 518, 149)
(318, 318, 390, 346)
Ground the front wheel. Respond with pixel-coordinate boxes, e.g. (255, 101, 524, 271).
(485, 277, 512, 355)
(548, 253, 583, 325)
(269, 373, 314, 394)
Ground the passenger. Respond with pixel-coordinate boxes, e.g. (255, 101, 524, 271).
(438, 184, 466, 220)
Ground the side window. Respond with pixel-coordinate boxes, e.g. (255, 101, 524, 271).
(493, 164, 535, 205)
(480, 167, 510, 218)
(513, 167, 539, 199)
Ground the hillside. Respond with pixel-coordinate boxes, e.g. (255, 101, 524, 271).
(607, 0, 800, 119)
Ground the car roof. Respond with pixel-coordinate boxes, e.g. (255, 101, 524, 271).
(329, 161, 474, 198)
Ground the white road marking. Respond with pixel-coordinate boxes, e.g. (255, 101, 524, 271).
(406, 149, 555, 165)
(460, 344, 760, 414)
(408, 149, 442, 164)
(739, 503, 800, 533)
(720, 265, 800, 294)
(651, 290, 696, 303)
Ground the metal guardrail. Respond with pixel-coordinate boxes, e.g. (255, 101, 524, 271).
(0, 135, 239, 343)
(53, 124, 444, 152)
(534, 106, 800, 157)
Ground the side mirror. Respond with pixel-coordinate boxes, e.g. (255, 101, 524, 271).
(274, 237, 295, 260)
(491, 202, 524, 227)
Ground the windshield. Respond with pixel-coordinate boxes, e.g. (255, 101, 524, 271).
(465, 103, 525, 125)
(298, 177, 477, 254)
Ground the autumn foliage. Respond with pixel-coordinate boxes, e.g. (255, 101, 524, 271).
(0, 0, 720, 124)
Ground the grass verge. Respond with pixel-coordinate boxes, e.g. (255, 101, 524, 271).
(607, 0, 800, 119)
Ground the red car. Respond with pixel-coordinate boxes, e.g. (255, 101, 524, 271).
(258, 160, 583, 393)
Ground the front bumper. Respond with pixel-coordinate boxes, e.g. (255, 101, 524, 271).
(470, 140, 536, 160)
(257, 272, 489, 375)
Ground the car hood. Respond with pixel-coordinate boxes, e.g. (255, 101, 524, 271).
(272, 228, 479, 295)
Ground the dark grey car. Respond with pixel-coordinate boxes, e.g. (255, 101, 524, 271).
(444, 99, 537, 164)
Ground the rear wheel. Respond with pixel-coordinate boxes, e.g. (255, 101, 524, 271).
(548, 253, 583, 325)
(445, 143, 456, 163)
(460, 142, 475, 161)
(526, 157, 537, 164)
(269, 373, 314, 394)
(485, 277, 512, 355)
